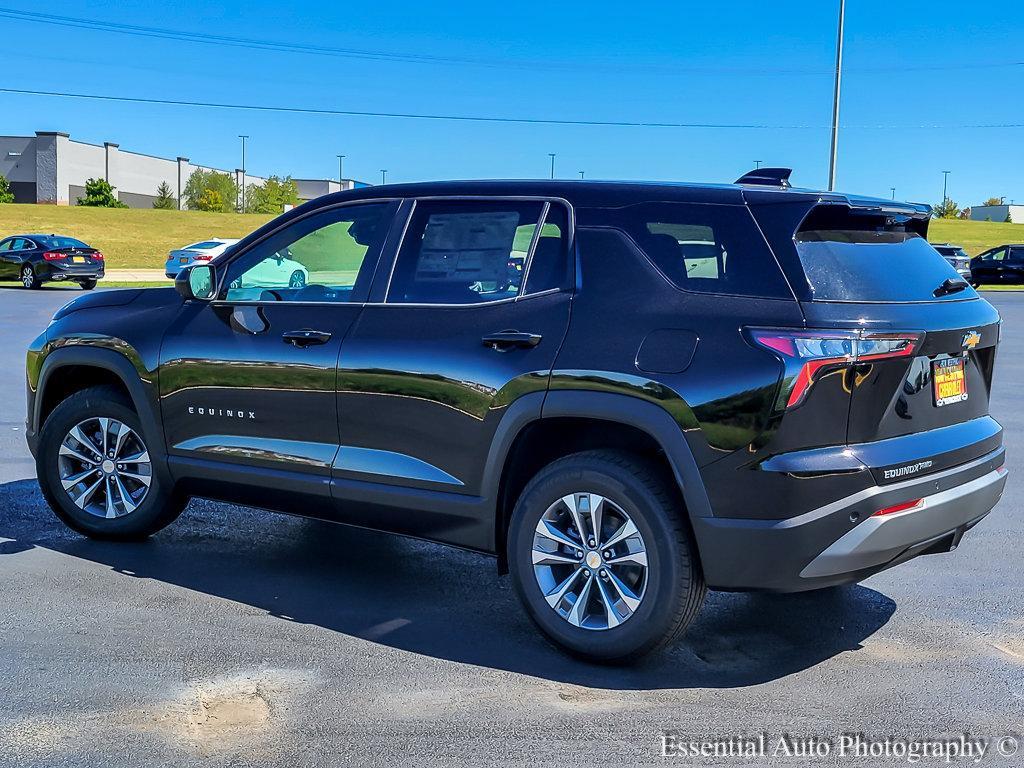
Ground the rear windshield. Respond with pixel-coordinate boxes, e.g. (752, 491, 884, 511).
(795, 230, 977, 302)
(188, 241, 225, 250)
(40, 236, 90, 250)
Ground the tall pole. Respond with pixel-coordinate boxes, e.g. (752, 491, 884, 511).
(380, 169, 388, 185)
(238, 135, 249, 211)
(579, 171, 585, 179)
(337, 154, 346, 188)
(754, 160, 762, 169)
(549, 153, 556, 179)
(890, 187, 896, 200)
(827, 0, 845, 191)
(942, 170, 951, 207)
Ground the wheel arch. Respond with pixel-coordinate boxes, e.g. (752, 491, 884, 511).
(488, 390, 712, 572)
(33, 346, 168, 471)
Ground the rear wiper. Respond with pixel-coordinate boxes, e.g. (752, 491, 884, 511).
(933, 278, 969, 297)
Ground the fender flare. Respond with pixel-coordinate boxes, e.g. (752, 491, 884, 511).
(34, 345, 169, 475)
(540, 390, 712, 519)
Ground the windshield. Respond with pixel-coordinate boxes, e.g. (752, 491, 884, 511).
(187, 241, 225, 250)
(41, 236, 90, 250)
(795, 230, 978, 302)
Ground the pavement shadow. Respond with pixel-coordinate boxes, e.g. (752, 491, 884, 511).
(0, 478, 895, 690)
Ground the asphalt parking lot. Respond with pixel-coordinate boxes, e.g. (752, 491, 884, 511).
(0, 285, 1021, 767)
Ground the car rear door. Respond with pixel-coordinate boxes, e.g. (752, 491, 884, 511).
(331, 197, 573, 549)
(0, 238, 15, 278)
(1006, 247, 1024, 283)
(973, 247, 1006, 284)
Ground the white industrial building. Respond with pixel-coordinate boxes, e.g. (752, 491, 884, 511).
(969, 204, 1023, 223)
(0, 131, 367, 209)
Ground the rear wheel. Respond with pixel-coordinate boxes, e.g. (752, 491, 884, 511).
(21, 265, 40, 289)
(289, 270, 306, 288)
(79, 279, 97, 290)
(36, 385, 186, 540)
(508, 450, 705, 663)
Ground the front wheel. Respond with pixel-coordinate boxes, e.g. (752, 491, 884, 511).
(508, 450, 705, 663)
(36, 385, 187, 540)
(21, 265, 40, 289)
(289, 270, 306, 288)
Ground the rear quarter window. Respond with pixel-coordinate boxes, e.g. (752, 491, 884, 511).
(579, 202, 793, 299)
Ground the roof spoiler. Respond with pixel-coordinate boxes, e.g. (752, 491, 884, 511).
(735, 167, 792, 188)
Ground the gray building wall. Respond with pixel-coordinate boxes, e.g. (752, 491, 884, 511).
(969, 204, 1024, 223)
(1, 132, 363, 210)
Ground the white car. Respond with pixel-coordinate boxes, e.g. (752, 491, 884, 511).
(165, 238, 240, 279)
(225, 250, 310, 300)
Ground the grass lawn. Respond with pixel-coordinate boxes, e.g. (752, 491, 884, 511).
(0, 204, 273, 270)
(927, 218, 1024, 256)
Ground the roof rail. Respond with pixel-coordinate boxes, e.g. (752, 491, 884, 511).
(735, 167, 792, 188)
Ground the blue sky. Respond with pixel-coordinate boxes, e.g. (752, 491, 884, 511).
(2, 0, 1022, 206)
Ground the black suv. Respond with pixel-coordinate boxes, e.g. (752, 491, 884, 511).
(25, 171, 1007, 662)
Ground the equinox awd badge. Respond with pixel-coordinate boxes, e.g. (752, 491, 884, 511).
(188, 406, 256, 419)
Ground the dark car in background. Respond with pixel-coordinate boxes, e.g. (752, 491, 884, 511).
(25, 172, 1007, 662)
(970, 244, 1024, 286)
(931, 243, 972, 280)
(0, 234, 104, 289)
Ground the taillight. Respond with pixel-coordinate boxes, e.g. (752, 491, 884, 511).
(42, 251, 65, 261)
(874, 498, 924, 516)
(748, 328, 923, 409)
(91, 252, 104, 260)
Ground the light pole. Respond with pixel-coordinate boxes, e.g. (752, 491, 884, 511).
(549, 153, 556, 179)
(380, 169, 388, 185)
(238, 135, 249, 211)
(890, 187, 896, 200)
(942, 170, 951, 208)
(827, 0, 845, 191)
(754, 160, 762, 169)
(579, 171, 585, 179)
(337, 154, 346, 189)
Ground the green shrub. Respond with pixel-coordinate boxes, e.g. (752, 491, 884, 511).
(0, 175, 14, 204)
(184, 169, 237, 212)
(77, 178, 128, 208)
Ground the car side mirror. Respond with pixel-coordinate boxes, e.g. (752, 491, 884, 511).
(175, 264, 217, 301)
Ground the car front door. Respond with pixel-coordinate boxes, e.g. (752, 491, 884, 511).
(332, 197, 574, 549)
(973, 247, 1005, 284)
(159, 200, 399, 500)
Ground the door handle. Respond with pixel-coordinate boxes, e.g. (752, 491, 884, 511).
(481, 330, 542, 350)
(283, 329, 332, 347)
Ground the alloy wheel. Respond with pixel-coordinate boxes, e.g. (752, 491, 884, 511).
(531, 492, 649, 630)
(56, 417, 152, 518)
(21, 267, 34, 288)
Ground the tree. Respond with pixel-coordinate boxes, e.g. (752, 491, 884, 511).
(243, 175, 301, 214)
(0, 174, 14, 204)
(933, 198, 960, 219)
(76, 177, 128, 208)
(982, 197, 1004, 207)
(184, 169, 237, 212)
(196, 189, 224, 212)
(153, 181, 177, 210)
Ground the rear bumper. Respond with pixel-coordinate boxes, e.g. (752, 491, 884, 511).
(694, 448, 1007, 592)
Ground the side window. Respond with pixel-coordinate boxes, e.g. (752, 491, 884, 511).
(582, 202, 791, 299)
(10, 238, 29, 251)
(224, 202, 393, 302)
(388, 200, 545, 304)
(984, 248, 1007, 262)
(523, 204, 569, 294)
(1009, 248, 1024, 264)
(0, 240, 12, 252)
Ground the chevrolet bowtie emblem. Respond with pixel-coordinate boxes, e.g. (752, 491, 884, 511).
(962, 331, 981, 350)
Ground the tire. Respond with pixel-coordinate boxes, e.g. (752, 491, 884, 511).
(36, 385, 187, 540)
(508, 449, 706, 663)
(21, 265, 40, 289)
(289, 270, 306, 288)
(79, 279, 98, 290)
